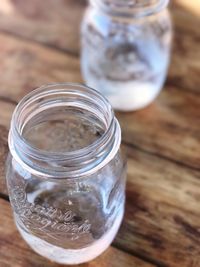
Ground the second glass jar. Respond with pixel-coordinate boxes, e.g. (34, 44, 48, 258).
(81, 0, 172, 111)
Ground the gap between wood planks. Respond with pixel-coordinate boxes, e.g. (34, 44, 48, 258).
(0, 29, 79, 57)
(0, 95, 199, 174)
(0, 28, 199, 97)
(0, 192, 9, 201)
(122, 141, 200, 172)
(0, 96, 18, 105)
(113, 243, 168, 267)
(165, 79, 200, 96)
(0, 100, 197, 267)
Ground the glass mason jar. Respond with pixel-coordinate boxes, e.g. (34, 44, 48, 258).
(81, 0, 172, 111)
(6, 83, 126, 265)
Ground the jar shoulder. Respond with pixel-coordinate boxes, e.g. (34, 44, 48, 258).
(6, 150, 126, 189)
(82, 7, 172, 37)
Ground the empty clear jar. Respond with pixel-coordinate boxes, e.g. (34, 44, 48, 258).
(6, 83, 126, 265)
(81, 0, 172, 111)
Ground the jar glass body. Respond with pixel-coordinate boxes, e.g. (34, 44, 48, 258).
(6, 83, 126, 265)
(81, 0, 172, 111)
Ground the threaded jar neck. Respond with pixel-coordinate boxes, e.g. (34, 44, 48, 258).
(90, 0, 169, 17)
(8, 83, 121, 179)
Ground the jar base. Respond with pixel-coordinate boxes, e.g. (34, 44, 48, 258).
(82, 69, 165, 112)
(15, 208, 124, 265)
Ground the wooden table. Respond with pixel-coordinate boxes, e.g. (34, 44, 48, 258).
(0, 1, 199, 266)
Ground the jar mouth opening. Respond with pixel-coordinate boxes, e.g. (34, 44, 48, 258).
(13, 83, 114, 158)
(9, 83, 121, 179)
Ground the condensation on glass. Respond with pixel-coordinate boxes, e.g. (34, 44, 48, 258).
(81, 0, 172, 111)
(6, 83, 126, 265)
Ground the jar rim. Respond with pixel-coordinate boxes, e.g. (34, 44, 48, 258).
(91, 0, 169, 17)
(13, 83, 114, 158)
(9, 83, 121, 179)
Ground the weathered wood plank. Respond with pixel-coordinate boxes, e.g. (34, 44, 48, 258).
(0, 101, 10, 195)
(0, 1, 199, 266)
(0, 100, 15, 128)
(116, 86, 200, 170)
(1, 143, 200, 267)
(0, 198, 155, 267)
(174, 0, 200, 17)
(0, 31, 198, 176)
(0, 0, 86, 54)
(0, 33, 82, 102)
(0, 0, 199, 93)
(167, 3, 200, 93)
(0, 100, 199, 267)
(115, 146, 200, 267)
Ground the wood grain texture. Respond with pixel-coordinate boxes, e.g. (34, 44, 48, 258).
(0, 0, 86, 54)
(0, 121, 200, 267)
(116, 86, 200, 170)
(115, 146, 200, 267)
(0, 33, 82, 102)
(0, 198, 155, 267)
(0, 101, 10, 196)
(0, 32, 199, 170)
(0, 0, 199, 93)
(0, 0, 199, 267)
(167, 2, 200, 93)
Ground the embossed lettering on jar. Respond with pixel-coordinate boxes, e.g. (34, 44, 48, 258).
(6, 83, 126, 265)
(81, 0, 172, 111)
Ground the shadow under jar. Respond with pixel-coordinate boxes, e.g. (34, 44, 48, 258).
(81, 0, 172, 111)
(6, 83, 126, 265)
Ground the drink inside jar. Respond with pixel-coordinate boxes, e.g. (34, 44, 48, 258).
(15, 183, 124, 264)
(14, 110, 124, 264)
(16, 207, 124, 264)
(81, 10, 172, 111)
(23, 111, 104, 152)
